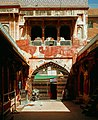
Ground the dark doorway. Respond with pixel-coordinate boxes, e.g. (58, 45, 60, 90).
(45, 26, 57, 40)
(90, 63, 98, 95)
(50, 83, 57, 99)
(60, 25, 71, 40)
(31, 26, 42, 40)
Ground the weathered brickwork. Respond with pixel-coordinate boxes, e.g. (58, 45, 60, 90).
(88, 8, 98, 40)
(0, 0, 89, 100)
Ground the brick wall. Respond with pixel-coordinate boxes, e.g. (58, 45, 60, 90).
(88, 8, 98, 40)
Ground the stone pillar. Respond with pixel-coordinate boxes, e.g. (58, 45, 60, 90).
(13, 13, 16, 41)
(83, 13, 87, 40)
(42, 28, 45, 42)
(28, 21, 31, 42)
(42, 20, 45, 42)
(57, 20, 60, 42)
(26, 21, 31, 43)
(73, 19, 80, 46)
(74, 20, 78, 39)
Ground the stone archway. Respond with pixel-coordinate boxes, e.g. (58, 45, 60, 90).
(32, 61, 69, 100)
(32, 61, 69, 75)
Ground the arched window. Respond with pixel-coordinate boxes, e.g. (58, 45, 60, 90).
(88, 20, 93, 28)
(77, 26, 83, 40)
(45, 25, 57, 40)
(31, 26, 42, 40)
(3, 24, 9, 33)
(60, 25, 71, 40)
(60, 25, 71, 46)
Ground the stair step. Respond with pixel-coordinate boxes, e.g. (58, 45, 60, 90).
(16, 105, 24, 111)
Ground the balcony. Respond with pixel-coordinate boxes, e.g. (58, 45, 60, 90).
(30, 40, 71, 46)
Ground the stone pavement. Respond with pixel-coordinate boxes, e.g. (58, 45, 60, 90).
(13, 100, 98, 120)
(16, 100, 70, 112)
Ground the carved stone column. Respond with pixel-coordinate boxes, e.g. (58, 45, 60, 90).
(42, 20, 45, 42)
(57, 20, 60, 42)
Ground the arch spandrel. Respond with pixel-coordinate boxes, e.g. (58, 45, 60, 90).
(32, 61, 69, 77)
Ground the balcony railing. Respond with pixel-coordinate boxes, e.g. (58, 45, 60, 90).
(32, 40, 42, 46)
(2, 91, 16, 120)
(44, 40, 57, 46)
(30, 39, 72, 46)
(60, 40, 72, 46)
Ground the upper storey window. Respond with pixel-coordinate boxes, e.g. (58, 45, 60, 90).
(95, 20, 98, 28)
(88, 20, 93, 28)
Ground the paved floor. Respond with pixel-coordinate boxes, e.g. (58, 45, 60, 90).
(13, 100, 98, 120)
(17, 100, 70, 112)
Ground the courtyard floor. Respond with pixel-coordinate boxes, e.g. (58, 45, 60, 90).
(13, 100, 98, 120)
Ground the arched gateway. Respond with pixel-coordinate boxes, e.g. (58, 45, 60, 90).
(32, 62, 69, 100)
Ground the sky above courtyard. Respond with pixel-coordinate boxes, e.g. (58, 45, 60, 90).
(88, 0, 98, 8)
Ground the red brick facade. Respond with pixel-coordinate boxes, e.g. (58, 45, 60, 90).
(88, 8, 98, 40)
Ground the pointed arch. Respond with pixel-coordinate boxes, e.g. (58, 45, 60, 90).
(32, 61, 69, 76)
